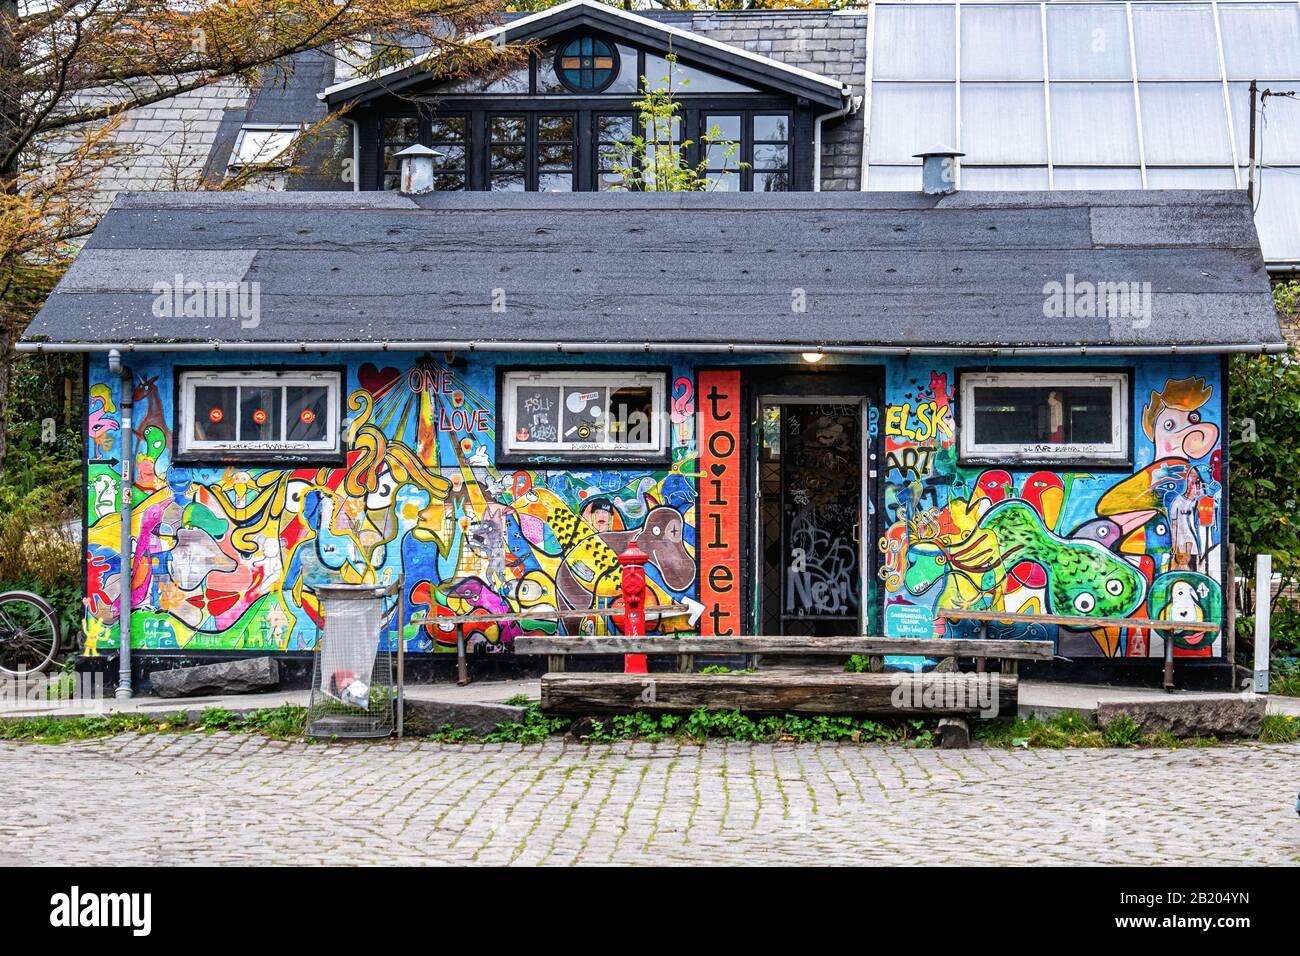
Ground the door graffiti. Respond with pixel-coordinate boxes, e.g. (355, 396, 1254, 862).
(759, 398, 867, 636)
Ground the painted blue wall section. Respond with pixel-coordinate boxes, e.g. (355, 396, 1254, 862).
(82, 351, 1225, 663)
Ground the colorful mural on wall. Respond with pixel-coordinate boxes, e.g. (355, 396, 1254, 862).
(82, 353, 1228, 661)
(879, 363, 1225, 658)
(84, 357, 700, 652)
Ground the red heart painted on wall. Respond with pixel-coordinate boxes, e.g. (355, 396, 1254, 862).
(358, 363, 401, 398)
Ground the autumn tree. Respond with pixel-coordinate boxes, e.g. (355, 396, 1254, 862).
(0, 0, 516, 473)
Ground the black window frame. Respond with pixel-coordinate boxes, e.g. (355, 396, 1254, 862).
(485, 111, 578, 192)
(699, 109, 793, 192)
(380, 112, 470, 192)
(366, 35, 813, 193)
(554, 35, 622, 95)
(379, 114, 421, 191)
(593, 110, 639, 191)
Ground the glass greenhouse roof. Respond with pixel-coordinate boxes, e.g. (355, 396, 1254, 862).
(866, 0, 1300, 265)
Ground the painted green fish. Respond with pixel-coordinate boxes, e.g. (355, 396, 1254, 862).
(979, 500, 1147, 619)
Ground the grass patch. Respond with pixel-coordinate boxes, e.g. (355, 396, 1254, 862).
(1258, 713, 1300, 743)
(482, 704, 570, 744)
(844, 655, 875, 673)
(1271, 660, 1300, 697)
(1101, 714, 1144, 747)
(501, 693, 533, 707)
(0, 704, 309, 743)
(974, 711, 1103, 749)
(4, 702, 1298, 749)
(972, 711, 1227, 750)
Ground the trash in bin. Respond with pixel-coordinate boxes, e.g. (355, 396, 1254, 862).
(317, 596, 383, 711)
(306, 580, 403, 738)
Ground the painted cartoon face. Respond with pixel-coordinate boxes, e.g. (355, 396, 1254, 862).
(1153, 406, 1219, 461)
(640, 506, 694, 592)
(1071, 518, 1123, 552)
(968, 469, 1014, 520)
(1022, 472, 1065, 528)
(1097, 457, 1187, 532)
(1145, 517, 1172, 554)
(1148, 571, 1222, 649)
(903, 542, 948, 595)
(585, 505, 612, 533)
(980, 500, 1147, 618)
(1062, 571, 1138, 616)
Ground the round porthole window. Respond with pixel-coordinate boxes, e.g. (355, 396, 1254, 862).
(555, 36, 619, 93)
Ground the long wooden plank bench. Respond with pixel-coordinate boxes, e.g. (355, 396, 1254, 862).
(540, 671, 1019, 717)
(514, 635, 1052, 717)
(936, 608, 1220, 690)
(515, 634, 1052, 673)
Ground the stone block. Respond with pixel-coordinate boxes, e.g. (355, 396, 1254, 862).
(150, 656, 281, 698)
(1096, 695, 1266, 738)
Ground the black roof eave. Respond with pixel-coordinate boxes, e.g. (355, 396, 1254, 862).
(324, 6, 847, 109)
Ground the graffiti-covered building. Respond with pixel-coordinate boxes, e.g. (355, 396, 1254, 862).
(16, 0, 1289, 692)
(20, 184, 1283, 690)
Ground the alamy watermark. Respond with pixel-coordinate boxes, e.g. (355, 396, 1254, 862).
(890, 671, 1001, 718)
(0, 671, 107, 713)
(50, 886, 151, 936)
(152, 274, 261, 329)
(1043, 273, 1152, 328)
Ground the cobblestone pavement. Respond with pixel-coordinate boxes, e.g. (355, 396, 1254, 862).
(3, 734, 1297, 865)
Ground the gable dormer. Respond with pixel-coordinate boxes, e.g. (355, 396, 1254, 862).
(322, 0, 851, 193)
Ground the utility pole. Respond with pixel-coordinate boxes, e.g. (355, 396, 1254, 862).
(1247, 79, 1257, 205)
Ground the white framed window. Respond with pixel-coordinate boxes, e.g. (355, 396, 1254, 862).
(176, 368, 342, 460)
(501, 369, 668, 462)
(959, 370, 1130, 465)
(229, 125, 300, 169)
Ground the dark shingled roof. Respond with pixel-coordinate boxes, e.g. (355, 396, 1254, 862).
(20, 190, 1283, 352)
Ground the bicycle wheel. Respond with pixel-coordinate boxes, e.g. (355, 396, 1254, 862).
(0, 591, 62, 676)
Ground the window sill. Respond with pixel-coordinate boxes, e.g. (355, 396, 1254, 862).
(957, 454, 1134, 472)
(172, 450, 347, 469)
(497, 450, 671, 467)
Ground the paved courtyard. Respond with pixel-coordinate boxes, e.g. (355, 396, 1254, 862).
(2, 734, 1297, 865)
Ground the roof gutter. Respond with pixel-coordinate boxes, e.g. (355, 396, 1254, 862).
(16, 340, 1290, 357)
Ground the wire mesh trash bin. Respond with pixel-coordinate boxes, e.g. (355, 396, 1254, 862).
(306, 580, 404, 739)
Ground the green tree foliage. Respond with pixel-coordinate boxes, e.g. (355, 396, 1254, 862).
(1229, 280, 1300, 656)
(608, 52, 743, 192)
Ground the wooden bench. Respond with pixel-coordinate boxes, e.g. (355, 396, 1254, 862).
(411, 603, 688, 684)
(514, 635, 1054, 716)
(936, 609, 1221, 690)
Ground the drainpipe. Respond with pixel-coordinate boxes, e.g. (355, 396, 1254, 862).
(107, 349, 134, 699)
(812, 95, 861, 193)
(344, 118, 361, 193)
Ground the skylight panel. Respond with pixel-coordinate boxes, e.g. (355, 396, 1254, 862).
(1046, 4, 1131, 80)
(230, 126, 300, 168)
(872, 2, 955, 80)
(961, 3, 1043, 81)
(1131, 2, 1221, 80)
(1139, 83, 1234, 165)
(1218, 2, 1300, 79)
(869, 84, 956, 163)
(1049, 83, 1140, 165)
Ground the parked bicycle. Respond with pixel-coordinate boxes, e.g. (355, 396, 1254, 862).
(0, 590, 63, 676)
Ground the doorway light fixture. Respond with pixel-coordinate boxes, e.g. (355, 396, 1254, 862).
(801, 351, 825, 364)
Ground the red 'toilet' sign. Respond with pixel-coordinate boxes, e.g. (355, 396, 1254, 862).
(697, 370, 742, 636)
